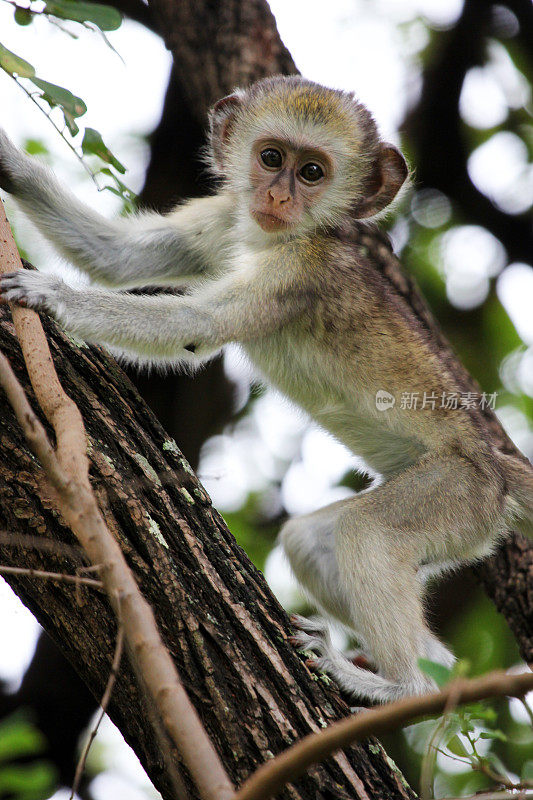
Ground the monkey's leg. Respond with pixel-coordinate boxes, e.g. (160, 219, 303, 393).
(281, 500, 451, 665)
(280, 499, 357, 625)
(281, 500, 441, 701)
(334, 452, 504, 701)
(282, 453, 503, 702)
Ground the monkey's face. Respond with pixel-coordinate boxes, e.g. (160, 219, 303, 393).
(209, 77, 408, 232)
(248, 138, 332, 233)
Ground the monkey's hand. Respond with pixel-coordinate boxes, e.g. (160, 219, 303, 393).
(0, 270, 67, 316)
(0, 130, 29, 195)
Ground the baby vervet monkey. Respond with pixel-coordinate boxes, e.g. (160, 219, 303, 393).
(0, 76, 532, 703)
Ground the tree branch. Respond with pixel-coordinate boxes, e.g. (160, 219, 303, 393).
(0, 200, 234, 800)
(235, 669, 533, 800)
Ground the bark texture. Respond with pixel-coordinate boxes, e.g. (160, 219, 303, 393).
(148, 0, 297, 129)
(0, 308, 415, 800)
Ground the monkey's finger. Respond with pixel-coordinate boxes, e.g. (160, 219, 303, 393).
(0, 273, 41, 308)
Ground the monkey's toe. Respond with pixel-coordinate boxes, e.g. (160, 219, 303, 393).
(290, 613, 328, 637)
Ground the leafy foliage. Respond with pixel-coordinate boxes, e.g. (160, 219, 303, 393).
(0, 0, 135, 206)
(0, 715, 56, 800)
(411, 658, 533, 798)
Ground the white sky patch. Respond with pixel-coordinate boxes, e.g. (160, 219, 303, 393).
(253, 391, 308, 461)
(0, 579, 40, 689)
(85, 715, 161, 800)
(460, 66, 509, 129)
(495, 405, 533, 460)
(1, 10, 172, 274)
(468, 132, 533, 214)
(264, 544, 302, 608)
(518, 347, 533, 397)
(282, 460, 354, 516)
(1, 11, 171, 146)
(267, 0, 409, 136)
(487, 39, 531, 108)
(405, 0, 464, 28)
(458, 38, 530, 130)
(438, 225, 506, 311)
(497, 263, 533, 345)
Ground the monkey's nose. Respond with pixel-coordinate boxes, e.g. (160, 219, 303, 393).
(268, 187, 291, 205)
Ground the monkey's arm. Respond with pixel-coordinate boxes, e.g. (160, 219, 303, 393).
(0, 267, 308, 366)
(0, 130, 228, 288)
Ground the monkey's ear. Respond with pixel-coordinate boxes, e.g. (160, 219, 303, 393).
(353, 145, 408, 219)
(209, 91, 245, 172)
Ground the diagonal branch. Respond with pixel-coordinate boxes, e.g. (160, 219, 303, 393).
(234, 669, 533, 800)
(0, 199, 234, 800)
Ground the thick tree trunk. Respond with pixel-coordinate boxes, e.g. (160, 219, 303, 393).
(0, 308, 415, 800)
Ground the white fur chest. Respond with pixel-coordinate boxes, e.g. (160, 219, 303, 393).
(242, 327, 425, 477)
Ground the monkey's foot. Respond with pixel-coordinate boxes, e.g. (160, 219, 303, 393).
(289, 614, 435, 703)
(289, 614, 330, 654)
(289, 614, 375, 670)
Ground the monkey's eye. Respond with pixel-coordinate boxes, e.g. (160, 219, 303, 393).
(260, 148, 283, 168)
(299, 163, 324, 183)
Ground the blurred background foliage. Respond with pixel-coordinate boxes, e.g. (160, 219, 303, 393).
(0, 0, 532, 797)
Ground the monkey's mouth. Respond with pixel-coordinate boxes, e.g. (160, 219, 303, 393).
(252, 210, 293, 232)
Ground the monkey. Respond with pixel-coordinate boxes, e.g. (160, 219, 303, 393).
(0, 75, 532, 703)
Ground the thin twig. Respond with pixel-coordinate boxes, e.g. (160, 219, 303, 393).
(419, 710, 447, 799)
(474, 759, 516, 789)
(420, 678, 473, 800)
(6, 73, 100, 186)
(69, 610, 125, 800)
(0, 530, 85, 558)
(445, 792, 532, 800)
(0, 564, 102, 589)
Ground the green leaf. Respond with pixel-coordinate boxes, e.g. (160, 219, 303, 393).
(418, 658, 451, 687)
(446, 735, 469, 758)
(521, 760, 533, 782)
(23, 139, 49, 156)
(14, 7, 33, 26)
(30, 77, 87, 117)
(63, 111, 79, 137)
(451, 659, 471, 679)
(0, 762, 56, 799)
(44, 0, 121, 30)
(82, 128, 126, 173)
(0, 43, 35, 77)
(459, 717, 475, 735)
(0, 718, 45, 762)
(479, 730, 507, 742)
(468, 704, 498, 724)
(403, 719, 441, 754)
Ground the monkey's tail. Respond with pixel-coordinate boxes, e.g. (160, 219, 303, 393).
(498, 452, 533, 537)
